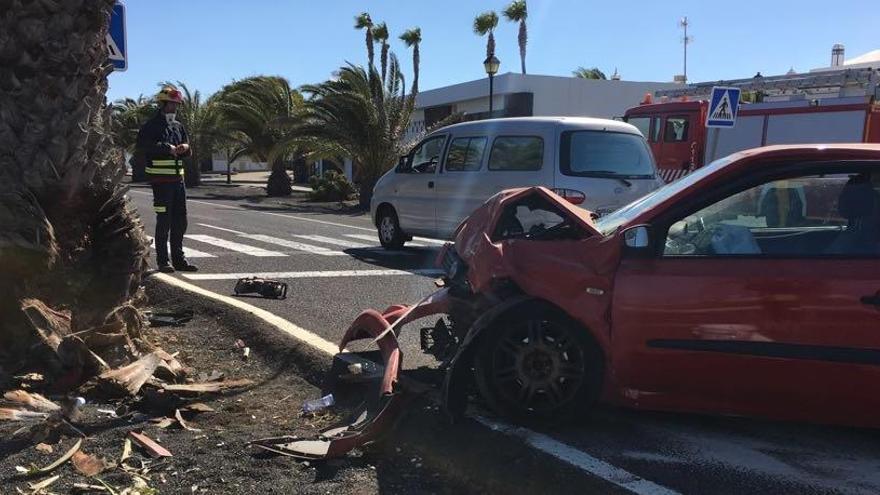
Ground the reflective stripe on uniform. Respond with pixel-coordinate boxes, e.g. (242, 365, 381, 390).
(154, 206, 167, 213)
(152, 159, 177, 166)
(145, 167, 185, 175)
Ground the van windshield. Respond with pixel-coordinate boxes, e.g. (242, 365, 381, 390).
(559, 131, 656, 178)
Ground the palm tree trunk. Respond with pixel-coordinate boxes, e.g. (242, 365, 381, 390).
(381, 43, 389, 83)
(266, 160, 292, 196)
(487, 32, 495, 59)
(412, 44, 420, 95)
(184, 154, 201, 188)
(366, 31, 375, 69)
(0, 0, 149, 376)
(519, 21, 527, 74)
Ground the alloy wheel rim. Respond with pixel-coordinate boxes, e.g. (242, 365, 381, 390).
(490, 319, 586, 413)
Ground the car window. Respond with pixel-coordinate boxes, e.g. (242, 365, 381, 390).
(663, 171, 880, 257)
(626, 117, 651, 138)
(560, 131, 655, 177)
(664, 116, 690, 142)
(404, 135, 446, 174)
(445, 137, 487, 172)
(488, 136, 544, 171)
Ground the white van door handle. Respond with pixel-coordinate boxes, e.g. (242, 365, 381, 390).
(428, 181, 435, 189)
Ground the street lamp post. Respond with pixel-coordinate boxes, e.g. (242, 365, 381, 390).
(483, 55, 500, 115)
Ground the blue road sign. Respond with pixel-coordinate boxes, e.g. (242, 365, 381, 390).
(108, 2, 126, 71)
(706, 86, 741, 128)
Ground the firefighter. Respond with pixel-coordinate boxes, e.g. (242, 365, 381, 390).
(136, 85, 198, 273)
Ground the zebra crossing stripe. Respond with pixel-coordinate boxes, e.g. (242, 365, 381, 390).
(238, 234, 347, 256)
(146, 236, 216, 258)
(344, 234, 442, 248)
(295, 234, 371, 249)
(185, 235, 286, 257)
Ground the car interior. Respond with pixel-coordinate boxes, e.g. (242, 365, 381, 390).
(664, 171, 880, 257)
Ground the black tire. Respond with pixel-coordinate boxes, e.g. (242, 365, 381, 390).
(377, 207, 406, 250)
(474, 301, 604, 423)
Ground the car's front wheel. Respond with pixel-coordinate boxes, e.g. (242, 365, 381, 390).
(377, 207, 406, 249)
(474, 301, 604, 423)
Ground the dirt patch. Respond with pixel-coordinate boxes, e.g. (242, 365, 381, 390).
(0, 279, 471, 494)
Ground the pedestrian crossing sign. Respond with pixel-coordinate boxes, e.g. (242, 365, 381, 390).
(706, 86, 741, 128)
(108, 2, 126, 71)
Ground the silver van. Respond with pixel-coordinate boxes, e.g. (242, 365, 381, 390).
(371, 116, 663, 248)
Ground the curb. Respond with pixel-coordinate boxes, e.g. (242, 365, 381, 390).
(148, 274, 660, 495)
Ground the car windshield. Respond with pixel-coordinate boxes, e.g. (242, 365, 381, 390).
(560, 131, 656, 177)
(593, 155, 737, 236)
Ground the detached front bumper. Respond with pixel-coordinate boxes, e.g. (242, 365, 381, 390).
(252, 290, 452, 460)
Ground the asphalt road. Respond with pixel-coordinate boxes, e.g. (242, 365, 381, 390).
(129, 186, 880, 495)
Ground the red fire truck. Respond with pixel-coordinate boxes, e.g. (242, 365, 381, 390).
(624, 68, 880, 182)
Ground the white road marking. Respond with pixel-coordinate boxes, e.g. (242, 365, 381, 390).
(154, 273, 339, 355)
(146, 236, 215, 258)
(185, 234, 286, 257)
(475, 417, 680, 495)
(238, 234, 346, 256)
(345, 233, 444, 248)
(196, 223, 246, 235)
(295, 234, 371, 249)
(153, 273, 680, 495)
(182, 269, 444, 281)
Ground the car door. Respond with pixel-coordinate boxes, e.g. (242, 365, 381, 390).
(657, 113, 696, 181)
(393, 134, 447, 236)
(611, 163, 880, 425)
(433, 135, 490, 237)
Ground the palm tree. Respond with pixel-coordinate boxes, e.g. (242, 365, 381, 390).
(280, 61, 414, 210)
(473, 11, 499, 60)
(503, 0, 528, 74)
(354, 12, 375, 69)
(573, 67, 608, 80)
(111, 96, 155, 153)
(111, 96, 155, 181)
(1, 1, 149, 377)
(399, 27, 422, 95)
(215, 76, 304, 196)
(372, 22, 390, 83)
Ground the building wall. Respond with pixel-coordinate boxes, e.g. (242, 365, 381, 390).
(408, 73, 679, 140)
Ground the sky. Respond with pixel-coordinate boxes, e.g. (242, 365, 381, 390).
(107, 0, 879, 101)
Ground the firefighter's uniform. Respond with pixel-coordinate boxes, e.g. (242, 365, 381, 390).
(136, 86, 195, 271)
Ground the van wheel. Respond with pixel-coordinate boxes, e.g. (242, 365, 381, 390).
(474, 302, 604, 423)
(377, 208, 406, 249)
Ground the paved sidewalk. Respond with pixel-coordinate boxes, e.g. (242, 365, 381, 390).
(201, 170, 312, 192)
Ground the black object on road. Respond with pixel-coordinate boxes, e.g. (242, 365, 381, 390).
(234, 277, 288, 299)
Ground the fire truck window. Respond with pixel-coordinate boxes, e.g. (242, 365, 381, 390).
(626, 117, 651, 138)
(652, 117, 662, 142)
(664, 116, 690, 142)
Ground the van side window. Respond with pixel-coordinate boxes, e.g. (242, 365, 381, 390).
(403, 135, 446, 174)
(488, 136, 544, 171)
(664, 116, 690, 142)
(445, 137, 487, 172)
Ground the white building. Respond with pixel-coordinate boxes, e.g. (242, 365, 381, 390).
(407, 73, 680, 140)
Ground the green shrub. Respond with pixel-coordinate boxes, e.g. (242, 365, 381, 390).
(308, 171, 357, 202)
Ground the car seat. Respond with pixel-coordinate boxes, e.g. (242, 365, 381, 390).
(826, 174, 880, 254)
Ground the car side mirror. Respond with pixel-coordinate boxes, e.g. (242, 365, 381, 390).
(395, 155, 408, 173)
(623, 225, 651, 249)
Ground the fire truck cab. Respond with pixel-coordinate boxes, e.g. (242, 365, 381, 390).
(625, 68, 880, 183)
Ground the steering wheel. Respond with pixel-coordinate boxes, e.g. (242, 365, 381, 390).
(525, 219, 572, 240)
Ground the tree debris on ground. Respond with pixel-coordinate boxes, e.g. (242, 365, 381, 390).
(128, 431, 173, 459)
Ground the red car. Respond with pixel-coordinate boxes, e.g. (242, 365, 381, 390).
(343, 144, 880, 428)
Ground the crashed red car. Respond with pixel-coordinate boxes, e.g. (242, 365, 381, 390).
(341, 144, 880, 432)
